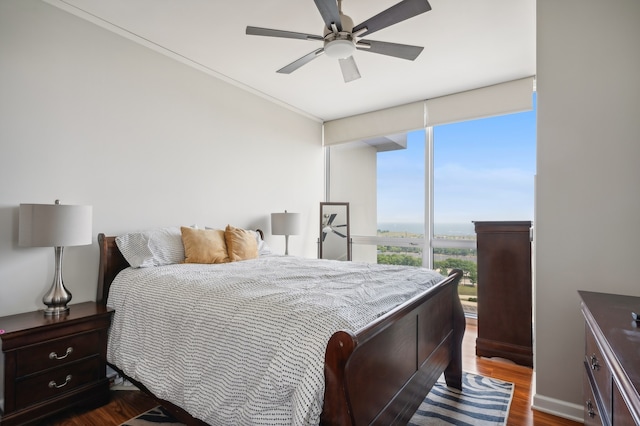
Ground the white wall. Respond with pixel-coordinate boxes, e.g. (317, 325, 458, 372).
(0, 0, 323, 317)
(328, 143, 378, 262)
(534, 0, 640, 420)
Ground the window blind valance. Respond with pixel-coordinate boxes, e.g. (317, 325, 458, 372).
(322, 76, 534, 146)
(425, 77, 534, 127)
(323, 101, 425, 146)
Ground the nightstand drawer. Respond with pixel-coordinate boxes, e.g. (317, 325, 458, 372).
(0, 302, 114, 424)
(16, 331, 100, 376)
(15, 356, 102, 408)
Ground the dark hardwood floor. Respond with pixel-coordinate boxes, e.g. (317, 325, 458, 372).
(463, 320, 581, 426)
(44, 319, 582, 426)
(41, 389, 157, 426)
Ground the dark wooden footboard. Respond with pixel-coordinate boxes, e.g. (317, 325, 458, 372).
(97, 234, 464, 426)
(321, 269, 464, 425)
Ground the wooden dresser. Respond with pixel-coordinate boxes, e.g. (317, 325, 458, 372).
(474, 221, 533, 366)
(579, 291, 640, 425)
(0, 302, 114, 426)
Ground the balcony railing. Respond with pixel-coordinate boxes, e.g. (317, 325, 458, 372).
(351, 235, 478, 317)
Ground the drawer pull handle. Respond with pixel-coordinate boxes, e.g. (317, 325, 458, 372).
(590, 354, 600, 371)
(48, 375, 72, 389)
(586, 399, 596, 418)
(49, 347, 73, 360)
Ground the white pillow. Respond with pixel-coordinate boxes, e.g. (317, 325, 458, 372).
(116, 227, 186, 268)
(256, 231, 273, 256)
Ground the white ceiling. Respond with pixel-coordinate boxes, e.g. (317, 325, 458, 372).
(46, 0, 536, 122)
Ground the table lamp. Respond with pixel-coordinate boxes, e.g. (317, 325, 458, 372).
(271, 210, 301, 255)
(19, 200, 93, 316)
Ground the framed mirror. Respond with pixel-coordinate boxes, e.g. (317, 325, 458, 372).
(319, 202, 351, 261)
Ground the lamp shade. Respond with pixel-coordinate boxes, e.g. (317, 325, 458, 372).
(271, 211, 301, 236)
(19, 202, 93, 247)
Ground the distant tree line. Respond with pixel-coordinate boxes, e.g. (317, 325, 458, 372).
(377, 253, 422, 266)
(433, 247, 477, 257)
(433, 258, 477, 285)
(378, 245, 421, 254)
(377, 246, 478, 285)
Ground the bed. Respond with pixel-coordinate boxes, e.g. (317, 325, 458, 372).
(97, 230, 465, 425)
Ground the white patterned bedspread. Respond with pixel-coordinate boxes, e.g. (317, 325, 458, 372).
(107, 255, 445, 426)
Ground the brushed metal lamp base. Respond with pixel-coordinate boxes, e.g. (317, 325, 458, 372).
(284, 235, 290, 256)
(42, 246, 72, 316)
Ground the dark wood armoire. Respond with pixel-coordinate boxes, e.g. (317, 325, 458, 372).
(474, 221, 533, 367)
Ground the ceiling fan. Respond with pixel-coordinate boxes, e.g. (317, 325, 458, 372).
(322, 213, 348, 241)
(246, 0, 431, 83)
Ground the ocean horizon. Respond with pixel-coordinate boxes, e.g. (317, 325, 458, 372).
(378, 222, 476, 237)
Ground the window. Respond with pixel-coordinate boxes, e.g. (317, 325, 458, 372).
(325, 79, 536, 317)
(433, 98, 536, 315)
(374, 98, 536, 317)
(376, 130, 426, 266)
(434, 108, 536, 228)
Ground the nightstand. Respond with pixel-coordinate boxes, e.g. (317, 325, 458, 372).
(0, 302, 114, 426)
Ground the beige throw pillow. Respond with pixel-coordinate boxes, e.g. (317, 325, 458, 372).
(225, 225, 258, 262)
(181, 227, 230, 264)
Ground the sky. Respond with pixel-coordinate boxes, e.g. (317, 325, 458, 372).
(377, 96, 537, 227)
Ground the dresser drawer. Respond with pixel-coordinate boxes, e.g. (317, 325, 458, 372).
(14, 356, 102, 408)
(585, 326, 612, 423)
(580, 292, 640, 426)
(584, 362, 606, 426)
(612, 384, 635, 426)
(15, 331, 100, 376)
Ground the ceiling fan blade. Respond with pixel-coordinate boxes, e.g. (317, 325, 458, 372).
(333, 230, 347, 238)
(327, 213, 337, 226)
(353, 0, 431, 38)
(277, 48, 324, 74)
(357, 39, 424, 60)
(322, 232, 328, 242)
(339, 56, 361, 82)
(334, 224, 347, 227)
(314, 0, 343, 31)
(246, 26, 324, 42)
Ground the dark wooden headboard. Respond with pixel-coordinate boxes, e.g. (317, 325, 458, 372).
(97, 233, 130, 306)
(96, 230, 265, 306)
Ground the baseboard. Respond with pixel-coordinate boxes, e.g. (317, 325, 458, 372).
(532, 393, 584, 423)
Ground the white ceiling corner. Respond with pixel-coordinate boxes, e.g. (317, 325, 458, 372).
(44, 0, 536, 122)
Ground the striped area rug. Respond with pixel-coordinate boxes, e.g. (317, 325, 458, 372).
(409, 372, 514, 425)
(120, 405, 179, 425)
(120, 373, 513, 426)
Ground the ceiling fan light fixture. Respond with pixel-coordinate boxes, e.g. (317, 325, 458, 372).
(247, 0, 431, 82)
(324, 39, 355, 59)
